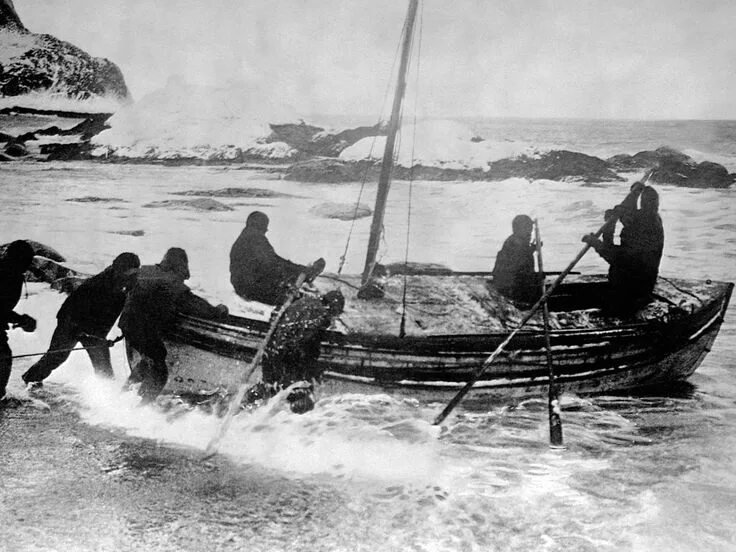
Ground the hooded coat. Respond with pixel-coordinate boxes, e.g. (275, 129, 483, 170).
(594, 191, 664, 306)
(491, 235, 542, 305)
(229, 225, 307, 305)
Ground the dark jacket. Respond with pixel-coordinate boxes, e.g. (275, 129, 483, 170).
(491, 235, 542, 305)
(261, 296, 333, 386)
(230, 227, 306, 305)
(119, 264, 222, 336)
(0, 260, 25, 328)
(56, 267, 133, 334)
(597, 210, 664, 299)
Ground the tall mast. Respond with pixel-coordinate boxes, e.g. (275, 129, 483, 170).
(361, 0, 419, 286)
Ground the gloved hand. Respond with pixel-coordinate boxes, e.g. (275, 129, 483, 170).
(17, 314, 36, 333)
(630, 181, 645, 194)
(581, 234, 599, 248)
(609, 204, 628, 219)
(215, 304, 229, 318)
(306, 257, 326, 281)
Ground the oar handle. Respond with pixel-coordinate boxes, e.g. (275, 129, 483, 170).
(433, 185, 643, 426)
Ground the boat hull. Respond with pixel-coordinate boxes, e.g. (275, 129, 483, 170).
(156, 277, 733, 400)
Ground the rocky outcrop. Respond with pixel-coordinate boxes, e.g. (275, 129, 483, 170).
(142, 198, 234, 212)
(65, 196, 127, 203)
(286, 150, 624, 184)
(0, 239, 65, 262)
(607, 146, 692, 171)
(650, 159, 735, 189)
(0, 238, 85, 285)
(267, 121, 385, 157)
(487, 150, 623, 182)
(309, 202, 372, 221)
(285, 158, 373, 183)
(0, 0, 24, 31)
(28, 256, 84, 284)
(0, 106, 112, 160)
(609, 146, 735, 188)
(0, 3, 129, 100)
(172, 187, 298, 199)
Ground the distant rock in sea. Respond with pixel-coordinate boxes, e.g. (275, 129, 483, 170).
(109, 229, 145, 237)
(142, 198, 234, 212)
(0, 0, 129, 100)
(607, 146, 691, 171)
(66, 196, 127, 203)
(650, 159, 734, 189)
(609, 146, 735, 188)
(286, 150, 624, 184)
(173, 187, 298, 199)
(267, 121, 385, 157)
(309, 202, 372, 221)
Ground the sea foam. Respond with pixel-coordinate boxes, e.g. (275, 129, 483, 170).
(340, 119, 543, 170)
(91, 77, 299, 161)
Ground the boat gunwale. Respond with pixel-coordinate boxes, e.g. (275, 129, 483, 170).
(173, 278, 732, 352)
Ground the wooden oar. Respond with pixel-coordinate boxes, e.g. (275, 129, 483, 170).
(535, 219, 564, 448)
(433, 186, 642, 426)
(204, 272, 308, 457)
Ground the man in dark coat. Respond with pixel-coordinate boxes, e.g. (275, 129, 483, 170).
(230, 211, 325, 305)
(0, 240, 37, 401)
(120, 248, 228, 403)
(490, 214, 543, 307)
(247, 290, 345, 414)
(583, 183, 664, 313)
(21, 252, 140, 386)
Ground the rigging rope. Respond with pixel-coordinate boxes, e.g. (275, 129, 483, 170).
(337, 19, 405, 276)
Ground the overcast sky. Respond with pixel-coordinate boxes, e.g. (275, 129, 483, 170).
(14, 0, 736, 120)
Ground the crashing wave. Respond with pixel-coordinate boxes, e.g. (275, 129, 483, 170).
(340, 119, 544, 170)
(90, 78, 299, 161)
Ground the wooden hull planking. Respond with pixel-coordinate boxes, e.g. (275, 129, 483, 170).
(159, 277, 733, 400)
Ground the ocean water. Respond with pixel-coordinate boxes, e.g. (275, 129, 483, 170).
(0, 115, 735, 552)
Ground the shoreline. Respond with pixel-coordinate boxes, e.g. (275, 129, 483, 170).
(1, 106, 734, 189)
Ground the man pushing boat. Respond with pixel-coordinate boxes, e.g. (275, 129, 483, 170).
(22, 252, 140, 387)
(245, 289, 345, 414)
(0, 240, 37, 402)
(120, 248, 228, 403)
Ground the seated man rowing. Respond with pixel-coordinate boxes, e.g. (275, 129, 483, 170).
(229, 211, 325, 306)
(582, 182, 664, 314)
(489, 214, 544, 308)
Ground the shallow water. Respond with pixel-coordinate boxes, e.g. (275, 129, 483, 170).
(0, 161, 735, 551)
